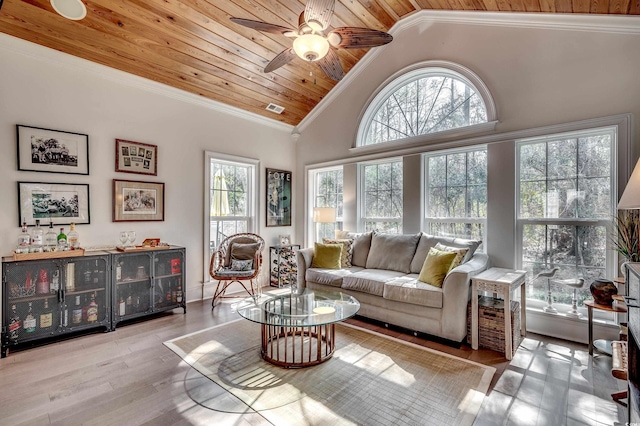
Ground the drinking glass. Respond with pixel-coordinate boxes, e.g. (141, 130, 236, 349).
(119, 231, 128, 247)
(127, 231, 136, 248)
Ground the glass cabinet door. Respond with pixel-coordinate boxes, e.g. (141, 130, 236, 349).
(4, 260, 63, 344)
(113, 253, 152, 320)
(153, 250, 184, 310)
(61, 256, 109, 330)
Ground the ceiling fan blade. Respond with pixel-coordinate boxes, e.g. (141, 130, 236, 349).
(327, 27, 393, 49)
(316, 49, 343, 81)
(230, 17, 295, 36)
(304, 0, 335, 30)
(264, 48, 297, 73)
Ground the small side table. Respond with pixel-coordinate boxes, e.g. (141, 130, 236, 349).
(584, 299, 627, 355)
(472, 267, 527, 360)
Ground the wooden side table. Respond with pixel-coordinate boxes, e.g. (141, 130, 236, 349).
(472, 268, 527, 360)
(584, 299, 627, 355)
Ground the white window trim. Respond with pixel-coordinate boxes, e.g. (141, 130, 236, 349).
(423, 145, 488, 247)
(357, 157, 403, 232)
(307, 165, 343, 245)
(203, 151, 259, 284)
(354, 60, 498, 151)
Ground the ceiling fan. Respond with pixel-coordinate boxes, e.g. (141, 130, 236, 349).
(230, 0, 393, 81)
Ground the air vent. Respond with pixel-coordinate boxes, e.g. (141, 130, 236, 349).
(266, 103, 285, 114)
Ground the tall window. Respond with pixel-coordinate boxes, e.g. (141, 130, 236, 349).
(517, 127, 616, 308)
(206, 153, 258, 276)
(357, 65, 490, 147)
(313, 167, 343, 241)
(425, 148, 487, 244)
(360, 159, 403, 233)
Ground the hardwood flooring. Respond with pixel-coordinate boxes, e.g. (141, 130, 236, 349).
(0, 298, 628, 425)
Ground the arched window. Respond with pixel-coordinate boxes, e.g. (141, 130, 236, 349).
(357, 61, 495, 147)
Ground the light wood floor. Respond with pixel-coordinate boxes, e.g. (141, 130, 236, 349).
(0, 298, 628, 426)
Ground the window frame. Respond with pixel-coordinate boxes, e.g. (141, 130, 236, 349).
(358, 157, 403, 233)
(308, 165, 344, 243)
(203, 151, 259, 283)
(355, 60, 497, 149)
(423, 146, 488, 247)
(515, 126, 618, 315)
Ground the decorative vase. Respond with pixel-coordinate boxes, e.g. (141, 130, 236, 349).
(589, 279, 617, 306)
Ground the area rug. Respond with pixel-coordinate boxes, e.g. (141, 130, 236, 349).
(164, 319, 494, 425)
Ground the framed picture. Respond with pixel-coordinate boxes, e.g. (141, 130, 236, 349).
(113, 179, 164, 222)
(17, 125, 89, 175)
(266, 168, 291, 227)
(279, 235, 291, 246)
(18, 182, 90, 226)
(115, 139, 158, 176)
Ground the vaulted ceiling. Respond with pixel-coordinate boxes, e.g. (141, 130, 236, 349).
(0, 1, 637, 126)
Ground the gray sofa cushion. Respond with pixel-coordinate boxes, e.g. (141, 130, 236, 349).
(410, 233, 482, 273)
(366, 233, 420, 273)
(336, 231, 374, 267)
(383, 274, 443, 308)
(342, 269, 405, 296)
(305, 266, 364, 287)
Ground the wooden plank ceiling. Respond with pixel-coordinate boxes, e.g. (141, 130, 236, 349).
(0, 0, 637, 126)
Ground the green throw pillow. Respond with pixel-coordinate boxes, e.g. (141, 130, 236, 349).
(311, 242, 343, 269)
(418, 247, 457, 288)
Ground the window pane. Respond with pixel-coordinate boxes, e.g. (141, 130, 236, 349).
(314, 168, 344, 242)
(362, 161, 402, 234)
(429, 222, 483, 241)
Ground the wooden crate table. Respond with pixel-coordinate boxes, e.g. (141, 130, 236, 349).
(471, 267, 526, 360)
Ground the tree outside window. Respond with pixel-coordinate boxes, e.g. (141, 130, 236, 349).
(361, 160, 403, 233)
(314, 167, 343, 241)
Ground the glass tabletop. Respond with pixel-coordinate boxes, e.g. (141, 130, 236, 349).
(235, 288, 360, 327)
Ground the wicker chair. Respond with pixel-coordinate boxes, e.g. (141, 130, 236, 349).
(209, 233, 264, 309)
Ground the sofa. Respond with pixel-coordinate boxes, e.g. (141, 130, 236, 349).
(296, 231, 489, 343)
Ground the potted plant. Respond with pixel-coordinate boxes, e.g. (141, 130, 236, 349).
(612, 209, 640, 278)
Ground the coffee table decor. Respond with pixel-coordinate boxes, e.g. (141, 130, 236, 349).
(236, 288, 360, 368)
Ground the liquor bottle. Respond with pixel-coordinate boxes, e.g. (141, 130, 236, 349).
(176, 280, 183, 304)
(8, 304, 21, 343)
(126, 291, 132, 315)
(44, 221, 57, 252)
(116, 261, 122, 282)
(92, 260, 100, 286)
(87, 293, 98, 323)
(24, 302, 36, 333)
(67, 222, 80, 250)
(16, 220, 31, 254)
(40, 299, 53, 329)
(134, 295, 141, 313)
(36, 268, 50, 294)
(50, 269, 60, 294)
(72, 295, 82, 325)
(25, 270, 33, 295)
(66, 263, 75, 291)
(30, 220, 44, 253)
(57, 227, 67, 250)
(118, 295, 126, 316)
(62, 300, 69, 327)
(166, 289, 172, 305)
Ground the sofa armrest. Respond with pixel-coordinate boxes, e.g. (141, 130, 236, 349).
(296, 247, 315, 289)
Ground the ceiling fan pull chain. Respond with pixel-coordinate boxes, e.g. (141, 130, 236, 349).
(310, 71, 316, 85)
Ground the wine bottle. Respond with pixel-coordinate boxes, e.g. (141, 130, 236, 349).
(176, 279, 183, 304)
(118, 295, 126, 316)
(67, 222, 80, 250)
(16, 220, 31, 254)
(24, 302, 36, 333)
(72, 295, 82, 325)
(57, 227, 67, 250)
(30, 220, 44, 253)
(87, 293, 98, 323)
(50, 269, 60, 294)
(116, 261, 122, 282)
(40, 299, 53, 329)
(8, 305, 21, 343)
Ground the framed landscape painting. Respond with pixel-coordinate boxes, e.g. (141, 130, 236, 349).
(17, 125, 89, 175)
(266, 168, 291, 227)
(113, 179, 164, 222)
(115, 139, 158, 176)
(18, 182, 90, 226)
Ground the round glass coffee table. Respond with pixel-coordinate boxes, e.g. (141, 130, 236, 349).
(236, 288, 360, 368)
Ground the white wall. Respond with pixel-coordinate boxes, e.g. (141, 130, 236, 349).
(0, 34, 296, 303)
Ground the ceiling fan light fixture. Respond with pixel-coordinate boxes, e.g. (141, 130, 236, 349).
(50, 0, 87, 20)
(293, 33, 330, 62)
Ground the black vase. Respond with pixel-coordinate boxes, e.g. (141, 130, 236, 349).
(589, 279, 617, 306)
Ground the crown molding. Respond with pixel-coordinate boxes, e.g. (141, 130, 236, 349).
(0, 33, 294, 133)
(297, 10, 640, 133)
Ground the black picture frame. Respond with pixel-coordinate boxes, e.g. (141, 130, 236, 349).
(266, 168, 291, 227)
(18, 181, 90, 226)
(17, 125, 89, 175)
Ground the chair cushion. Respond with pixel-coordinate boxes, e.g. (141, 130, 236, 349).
(383, 275, 443, 308)
(323, 238, 353, 267)
(417, 247, 457, 288)
(230, 242, 260, 261)
(214, 268, 255, 278)
(311, 242, 342, 269)
(342, 269, 405, 296)
(306, 267, 364, 287)
(365, 233, 420, 273)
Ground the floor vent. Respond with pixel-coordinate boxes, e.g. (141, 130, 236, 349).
(266, 103, 285, 114)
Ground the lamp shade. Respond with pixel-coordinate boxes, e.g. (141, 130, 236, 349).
(313, 207, 336, 223)
(293, 34, 330, 62)
(618, 158, 640, 209)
